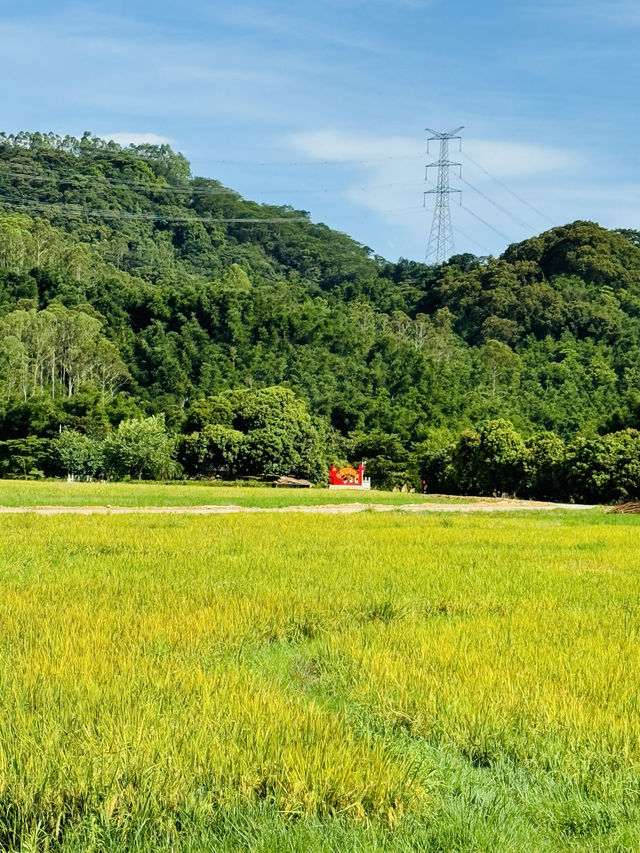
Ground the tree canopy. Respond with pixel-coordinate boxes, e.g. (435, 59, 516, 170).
(1, 132, 640, 498)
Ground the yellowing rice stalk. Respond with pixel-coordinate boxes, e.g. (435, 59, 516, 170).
(0, 508, 638, 851)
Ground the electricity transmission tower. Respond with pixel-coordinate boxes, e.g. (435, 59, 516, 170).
(424, 126, 463, 264)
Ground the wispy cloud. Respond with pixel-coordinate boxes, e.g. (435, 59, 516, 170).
(289, 129, 581, 178)
(288, 129, 421, 161)
(104, 132, 173, 146)
(536, 0, 640, 27)
(0, 0, 635, 260)
(206, 3, 387, 54)
(462, 139, 582, 179)
(0, 13, 301, 125)
(287, 128, 589, 256)
(335, 0, 437, 7)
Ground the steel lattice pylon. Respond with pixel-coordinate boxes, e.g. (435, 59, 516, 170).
(424, 126, 463, 264)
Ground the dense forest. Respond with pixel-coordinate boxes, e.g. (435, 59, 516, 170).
(2, 131, 640, 501)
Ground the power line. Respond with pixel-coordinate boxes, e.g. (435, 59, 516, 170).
(461, 150, 555, 225)
(0, 146, 556, 234)
(0, 196, 309, 224)
(0, 162, 239, 195)
(388, 201, 493, 255)
(0, 162, 420, 197)
(459, 203, 513, 243)
(202, 154, 423, 167)
(356, 205, 427, 223)
(384, 205, 426, 214)
(458, 175, 537, 232)
(0, 137, 426, 168)
(452, 224, 492, 256)
(0, 145, 529, 251)
(0, 164, 236, 195)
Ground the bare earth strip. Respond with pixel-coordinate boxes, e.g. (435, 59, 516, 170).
(0, 500, 597, 515)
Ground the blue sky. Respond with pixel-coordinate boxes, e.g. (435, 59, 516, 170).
(0, 0, 637, 261)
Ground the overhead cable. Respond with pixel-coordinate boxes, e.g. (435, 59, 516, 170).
(452, 224, 492, 256)
(459, 203, 512, 243)
(461, 151, 555, 225)
(0, 162, 420, 197)
(0, 196, 308, 224)
(187, 154, 423, 167)
(459, 176, 536, 232)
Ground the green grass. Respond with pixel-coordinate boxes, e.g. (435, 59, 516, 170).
(0, 479, 475, 508)
(0, 509, 638, 851)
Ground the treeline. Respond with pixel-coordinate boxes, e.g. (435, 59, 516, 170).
(1, 132, 640, 501)
(18, 404, 640, 505)
(415, 419, 640, 504)
(3, 386, 328, 482)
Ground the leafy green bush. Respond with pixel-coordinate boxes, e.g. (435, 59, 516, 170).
(102, 415, 178, 480)
(183, 386, 326, 481)
(525, 433, 567, 501)
(0, 437, 53, 479)
(565, 430, 640, 503)
(450, 419, 528, 496)
(56, 429, 103, 479)
(179, 424, 244, 478)
(365, 456, 416, 491)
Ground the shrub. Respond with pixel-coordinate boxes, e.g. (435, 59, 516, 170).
(565, 430, 640, 503)
(179, 425, 244, 478)
(450, 419, 527, 496)
(183, 386, 326, 482)
(525, 433, 567, 501)
(0, 437, 54, 479)
(366, 456, 416, 491)
(56, 429, 103, 479)
(102, 415, 177, 480)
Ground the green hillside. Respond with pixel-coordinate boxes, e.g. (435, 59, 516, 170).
(2, 131, 640, 499)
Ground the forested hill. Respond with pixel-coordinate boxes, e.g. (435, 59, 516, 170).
(2, 131, 640, 492)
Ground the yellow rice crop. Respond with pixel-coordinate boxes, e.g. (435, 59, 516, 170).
(0, 509, 638, 850)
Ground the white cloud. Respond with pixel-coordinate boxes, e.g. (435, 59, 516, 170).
(289, 129, 582, 178)
(286, 128, 589, 257)
(463, 139, 582, 179)
(288, 129, 422, 161)
(104, 132, 173, 146)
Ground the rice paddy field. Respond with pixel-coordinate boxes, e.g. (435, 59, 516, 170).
(0, 480, 472, 508)
(1, 492, 638, 851)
